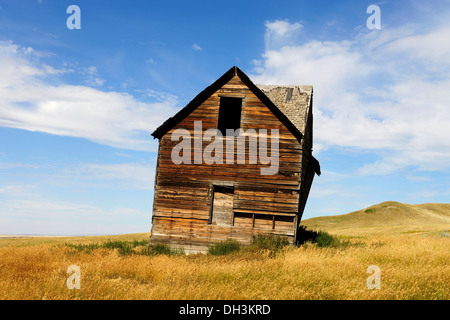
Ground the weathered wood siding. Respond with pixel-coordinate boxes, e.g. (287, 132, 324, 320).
(150, 75, 306, 253)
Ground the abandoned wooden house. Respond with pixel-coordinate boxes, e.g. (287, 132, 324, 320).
(149, 66, 320, 253)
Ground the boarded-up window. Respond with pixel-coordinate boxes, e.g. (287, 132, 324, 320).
(210, 186, 234, 226)
(233, 212, 253, 228)
(254, 214, 273, 230)
(233, 213, 295, 232)
(274, 216, 294, 232)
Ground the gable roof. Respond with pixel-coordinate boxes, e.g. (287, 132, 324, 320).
(151, 66, 312, 143)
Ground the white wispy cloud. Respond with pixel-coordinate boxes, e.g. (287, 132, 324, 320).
(0, 184, 39, 197)
(0, 160, 154, 234)
(81, 65, 105, 87)
(192, 43, 202, 51)
(264, 19, 303, 51)
(0, 162, 42, 169)
(72, 162, 155, 190)
(0, 41, 180, 152)
(0, 198, 147, 235)
(251, 19, 450, 175)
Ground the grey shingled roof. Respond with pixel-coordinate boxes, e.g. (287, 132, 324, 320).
(256, 85, 313, 134)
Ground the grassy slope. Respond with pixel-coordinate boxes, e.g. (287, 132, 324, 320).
(2, 201, 450, 243)
(1, 202, 449, 300)
(301, 201, 450, 236)
(0, 233, 150, 247)
(1, 228, 448, 299)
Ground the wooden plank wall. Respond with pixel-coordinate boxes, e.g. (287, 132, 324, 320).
(150, 75, 306, 253)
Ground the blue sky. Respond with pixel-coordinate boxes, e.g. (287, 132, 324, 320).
(1, 0, 450, 235)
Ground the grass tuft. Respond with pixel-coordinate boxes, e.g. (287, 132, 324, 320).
(147, 243, 185, 256)
(208, 240, 241, 256)
(208, 234, 291, 256)
(65, 239, 149, 255)
(249, 234, 289, 252)
(314, 230, 337, 247)
(297, 225, 353, 248)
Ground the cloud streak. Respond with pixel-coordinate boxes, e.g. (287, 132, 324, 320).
(251, 20, 450, 174)
(72, 162, 155, 190)
(0, 41, 179, 152)
(264, 19, 303, 51)
(0, 198, 147, 235)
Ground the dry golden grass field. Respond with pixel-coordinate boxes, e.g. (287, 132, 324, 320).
(0, 201, 449, 300)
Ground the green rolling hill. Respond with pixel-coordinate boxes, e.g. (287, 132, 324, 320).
(301, 201, 450, 236)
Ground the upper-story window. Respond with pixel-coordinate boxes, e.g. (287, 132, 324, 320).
(217, 97, 242, 135)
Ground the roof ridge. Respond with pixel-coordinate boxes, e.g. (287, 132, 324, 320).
(151, 67, 311, 141)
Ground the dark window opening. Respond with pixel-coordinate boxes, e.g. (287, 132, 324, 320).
(217, 97, 242, 135)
